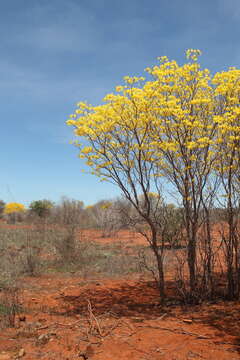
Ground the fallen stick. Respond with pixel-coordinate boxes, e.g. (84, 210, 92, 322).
(101, 319, 122, 337)
(136, 325, 211, 340)
(54, 319, 84, 327)
(87, 300, 103, 337)
(37, 325, 49, 330)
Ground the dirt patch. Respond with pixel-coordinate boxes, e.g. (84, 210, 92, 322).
(0, 274, 239, 360)
(0, 225, 239, 359)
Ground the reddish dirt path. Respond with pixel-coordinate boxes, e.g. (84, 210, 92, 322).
(0, 274, 239, 360)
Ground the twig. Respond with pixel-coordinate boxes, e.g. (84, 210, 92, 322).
(54, 319, 85, 327)
(37, 325, 50, 330)
(101, 319, 122, 337)
(136, 324, 211, 339)
(156, 313, 167, 321)
(87, 300, 103, 337)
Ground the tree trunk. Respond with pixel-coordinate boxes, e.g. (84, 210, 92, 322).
(188, 236, 196, 296)
(151, 227, 165, 305)
(153, 246, 165, 304)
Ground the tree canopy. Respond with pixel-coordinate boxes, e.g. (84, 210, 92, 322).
(4, 202, 25, 214)
(29, 199, 54, 217)
(67, 49, 240, 301)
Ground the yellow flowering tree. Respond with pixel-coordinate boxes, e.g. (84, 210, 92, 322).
(4, 202, 25, 214)
(68, 50, 240, 301)
(213, 67, 240, 298)
(67, 76, 178, 303)
(4, 202, 25, 224)
(142, 50, 218, 296)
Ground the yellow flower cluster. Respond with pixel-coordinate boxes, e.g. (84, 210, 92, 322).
(4, 202, 25, 214)
(67, 49, 240, 183)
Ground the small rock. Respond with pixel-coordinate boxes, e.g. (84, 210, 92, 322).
(18, 348, 25, 357)
(37, 333, 49, 345)
(155, 348, 164, 354)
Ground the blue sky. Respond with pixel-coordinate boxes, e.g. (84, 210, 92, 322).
(0, 0, 239, 206)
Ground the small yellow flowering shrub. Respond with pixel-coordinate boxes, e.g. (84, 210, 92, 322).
(4, 202, 25, 214)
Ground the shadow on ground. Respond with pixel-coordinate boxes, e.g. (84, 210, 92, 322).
(196, 303, 240, 353)
(61, 279, 240, 353)
(61, 280, 171, 318)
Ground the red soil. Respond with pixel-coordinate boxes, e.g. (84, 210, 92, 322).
(0, 225, 239, 359)
(0, 273, 239, 360)
(79, 229, 147, 246)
